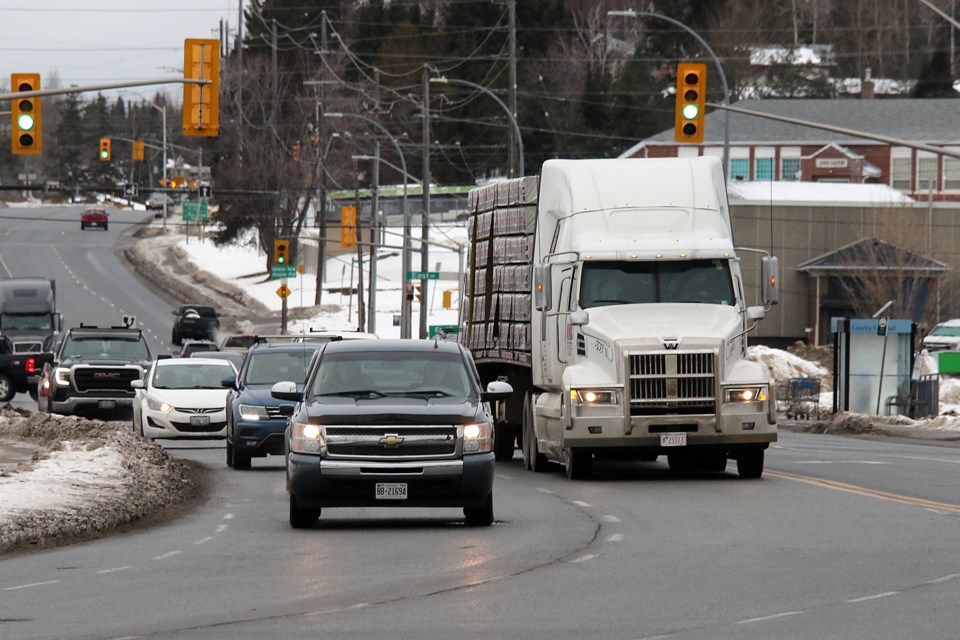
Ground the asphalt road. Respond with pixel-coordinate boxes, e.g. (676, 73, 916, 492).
(2, 205, 959, 639)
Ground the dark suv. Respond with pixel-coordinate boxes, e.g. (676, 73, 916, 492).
(223, 342, 321, 470)
(272, 339, 513, 528)
(171, 304, 220, 346)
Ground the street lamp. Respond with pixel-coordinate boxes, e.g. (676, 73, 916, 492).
(325, 112, 411, 337)
(429, 76, 524, 178)
(146, 101, 168, 232)
(608, 9, 730, 177)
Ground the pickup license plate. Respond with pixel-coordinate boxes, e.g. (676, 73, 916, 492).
(660, 432, 687, 447)
(190, 415, 211, 426)
(98, 400, 116, 410)
(375, 483, 408, 500)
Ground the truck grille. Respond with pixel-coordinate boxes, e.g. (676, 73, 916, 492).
(324, 425, 459, 459)
(73, 366, 142, 393)
(627, 351, 717, 416)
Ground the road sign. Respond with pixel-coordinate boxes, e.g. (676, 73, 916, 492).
(407, 271, 439, 280)
(198, 184, 212, 199)
(182, 200, 209, 222)
(276, 284, 291, 299)
(271, 265, 297, 278)
(429, 324, 460, 339)
(123, 183, 138, 197)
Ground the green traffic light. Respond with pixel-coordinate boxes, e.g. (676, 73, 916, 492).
(100, 150, 108, 159)
(278, 256, 285, 264)
(682, 104, 699, 120)
(17, 114, 34, 131)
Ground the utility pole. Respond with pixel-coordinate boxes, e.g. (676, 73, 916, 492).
(355, 185, 365, 331)
(314, 12, 328, 306)
(368, 68, 381, 334)
(271, 19, 278, 126)
(420, 69, 431, 339)
(508, 0, 518, 177)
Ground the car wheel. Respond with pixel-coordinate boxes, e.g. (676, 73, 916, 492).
(493, 423, 515, 461)
(736, 449, 765, 479)
(172, 329, 181, 346)
(80, 223, 85, 230)
(564, 448, 592, 480)
(523, 393, 548, 473)
(289, 494, 320, 528)
(232, 445, 251, 470)
(463, 492, 494, 526)
(103, 224, 108, 231)
(226, 440, 235, 467)
(0, 375, 15, 403)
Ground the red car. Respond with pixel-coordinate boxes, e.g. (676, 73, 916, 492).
(80, 209, 108, 231)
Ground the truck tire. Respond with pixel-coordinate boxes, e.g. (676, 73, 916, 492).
(172, 329, 182, 346)
(564, 448, 592, 480)
(736, 450, 764, 479)
(494, 423, 515, 461)
(0, 375, 15, 403)
(28, 387, 38, 402)
(463, 492, 494, 526)
(523, 393, 548, 472)
(289, 494, 320, 528)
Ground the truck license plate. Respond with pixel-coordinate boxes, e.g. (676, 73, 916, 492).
(375, 483, 408, 500)
(190, 415, 211, 426)
(660, 432, 687, 447)
(98, 400, 116, 410)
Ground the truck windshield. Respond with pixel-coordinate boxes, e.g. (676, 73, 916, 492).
(579, 259, 736, 309)
(63, 336, 151, 360)
(310, 351, 474, 401)
(1, 313, 53, 330)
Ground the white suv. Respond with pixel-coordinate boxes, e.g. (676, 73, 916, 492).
(922, 319, 960, 352)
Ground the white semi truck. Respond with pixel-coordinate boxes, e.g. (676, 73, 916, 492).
(459, 156, 779, 479)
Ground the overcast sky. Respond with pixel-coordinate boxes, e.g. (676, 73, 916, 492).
(1, 1, 241, 103)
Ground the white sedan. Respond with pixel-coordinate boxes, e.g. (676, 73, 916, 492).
(132, 358, 237, 439)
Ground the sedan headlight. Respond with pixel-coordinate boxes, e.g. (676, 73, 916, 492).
(463, 422, 493, 454)
(239, 404, 268, 420)
(145, 396, 173, 413)
(724, 386, 768, 403)
(570, 388, 619, 405)
(54, 367, 71, 386)
(290, 421, 323, 454)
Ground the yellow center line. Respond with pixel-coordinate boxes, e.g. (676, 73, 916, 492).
(767, 469, 960, 514)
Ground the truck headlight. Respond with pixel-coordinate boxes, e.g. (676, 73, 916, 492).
(724, 386, 767, 403)
(54, 367, 71, 386)
(239, 404, 268, 420)
(571, 388, 619, 405)
(463, 422, 493, 454)
(290, 421, 323, 454)
(146, 396, 172, 413)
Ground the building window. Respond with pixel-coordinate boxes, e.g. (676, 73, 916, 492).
(944, 157, 960, 190)
(781, 158, 800, 181)
(917, 156, 939, 192)
(730, 158, 749, 180)
(755, 158, 774, 181)
(891, 157, 911, 191)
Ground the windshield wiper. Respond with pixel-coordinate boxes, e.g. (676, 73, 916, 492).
(315, 390, 388, 398)
(403, 389, 455, 398)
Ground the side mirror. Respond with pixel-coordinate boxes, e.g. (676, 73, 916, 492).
(569, 310, 589, 327)
(481, 380, 513, 402)
(746, 306, 766, 321)
(131, 379, 144, 389)
(534, 264, 552, 312)
(762, 255, 779, 306)
(271, 380, 301, 402)
(221, 375, 237, 390)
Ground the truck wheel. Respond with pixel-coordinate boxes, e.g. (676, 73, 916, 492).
(494, 423, 515, 461)
(289, 494, 320, 528)
(172, 329, 181, 346)
(463, 492, 494, 526)
(736, 450, 764, 479)
(564, 448, 592, 480)
(667, 453, 694, 475)
(0, 375, 15, 403)
(523, 393, 548, 472)
(28, 387, 38, 402)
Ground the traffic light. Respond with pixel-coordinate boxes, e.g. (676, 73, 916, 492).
(405, 283, 414, 300)
(415, 285, 423, 302)
(11, 73, 42, 154)
(675, 62, 707, 143)
(99, 138, 112, 161)
(442, 289, 453, 309)
(183, 38, 220, 137)
(273, 239, 290, 266)
(133, 140, 145, 161)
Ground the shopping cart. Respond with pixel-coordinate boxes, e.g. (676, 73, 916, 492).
(780, 376, 821, 420)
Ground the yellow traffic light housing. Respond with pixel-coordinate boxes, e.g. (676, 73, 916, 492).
(675, 62, 707, 144)
(99, 138, 112, 161)
(183, 38, 220, 137)
(273, 239, 290, 266)
(11, 73, 42, 155)
(341, 206, 357, 249)
(133, 140, 145, 161)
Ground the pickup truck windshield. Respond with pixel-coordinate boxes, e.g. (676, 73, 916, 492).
(310, 351, 474, 401)
(1, 313, 53, 330)
(63, 336, 151, 361)
(579, 259, 736, 309)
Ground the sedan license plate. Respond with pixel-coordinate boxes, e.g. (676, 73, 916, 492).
(375, 483, 408, 500)
(98, 400, 116, 410)
(190, 415, 211, 427)
(660, 432, 687, 447)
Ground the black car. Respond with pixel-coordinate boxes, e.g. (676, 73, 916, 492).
(272, 339, 513, 528)
(222, 342, 322, 470)
(171, 304, 220, 346)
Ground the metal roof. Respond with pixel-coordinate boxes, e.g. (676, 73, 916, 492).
(797, 238, 950, 275)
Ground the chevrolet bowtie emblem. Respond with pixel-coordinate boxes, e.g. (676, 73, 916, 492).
(379, 435, 404, 447)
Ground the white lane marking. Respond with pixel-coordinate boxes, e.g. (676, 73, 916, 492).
(215, 524, 228, 533)
(536, 488, 554, 494)
(606, 533, 624, 542)
(569, 553, 596, 563)
(223, 513, 234, 520)
(601, 515, 620, 523)
(846, 591, 899, 603)
(793, 461, 887, 465)
(926, 508, 950, 515)
(571, 500, 591, 508)
(926, 573, 960, 584)
(636, 635, 675, 640)
(96, 566, 133, 575)
(153, 551, 181, 560)
(194, 536, 214, 545)
(738, 611, 801, 624)
(496, 473, 513, 480)
(4, 580, 59, 591)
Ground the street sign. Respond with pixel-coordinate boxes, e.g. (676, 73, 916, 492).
(429, 324, 460, 338)
(198, 184, 212, 199)
(407, 271, 439, 280)
(276, 284, 291, 299)
(123, 183, 138, 197)
(182, 200, 209, 222)
(271, 265, 297, 278)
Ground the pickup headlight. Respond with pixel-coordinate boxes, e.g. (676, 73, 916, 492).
(571, 388, 619, 405)
(290, 421, 323, 454)
(724, 386, 768, 403)
(53, 367, 71, 386)
(146, 396, 173, 413)
(239, 404, 268, 420)
(463, 422, 493, 454)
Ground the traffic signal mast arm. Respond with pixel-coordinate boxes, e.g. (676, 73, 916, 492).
(0, 77, 211, 102)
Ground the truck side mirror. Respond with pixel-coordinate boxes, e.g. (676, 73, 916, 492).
(534, 264, 552, 311)
(762, 255, 779, 306)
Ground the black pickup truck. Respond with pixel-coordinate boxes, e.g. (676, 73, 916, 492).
(0, 334, 54, 402)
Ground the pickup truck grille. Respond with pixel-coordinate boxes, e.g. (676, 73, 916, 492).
(324, 425, 459, 459)
(73, 366, 141, 393)
(627, 351, 717, 416)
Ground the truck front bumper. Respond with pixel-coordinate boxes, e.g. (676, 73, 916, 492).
(562, 410, 776, 449)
